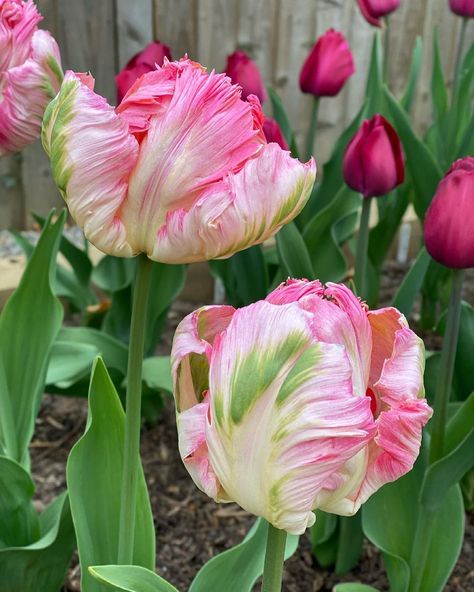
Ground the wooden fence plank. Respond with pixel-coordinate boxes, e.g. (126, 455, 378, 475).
(116, 0, 154, 68)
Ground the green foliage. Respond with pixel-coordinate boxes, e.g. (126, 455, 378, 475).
(392, 247, 431, 317)
(334, 585, 380, 592)
(89, 565, 178, 592)
(276, 222, 315, 279)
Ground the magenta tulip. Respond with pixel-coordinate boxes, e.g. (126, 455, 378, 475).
(343, 114, 405, 198)
(115, 40, 171, 104)
(449, 0, 474, 16)
(424, 157, 474, 269)
(263, 117, 289, 150)
(357, 0, 401, 27)
(299, 29, 355, 97)
(224, 50, 267, 104)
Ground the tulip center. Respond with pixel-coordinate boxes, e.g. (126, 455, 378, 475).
(366, 387, 378, 416)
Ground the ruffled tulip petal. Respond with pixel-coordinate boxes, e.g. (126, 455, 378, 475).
(0, 0, 42, 70)
(42, 71, 139, 256)
(150, 144, 316, 263)
(265, 278, 324, 305)
(205, 301, 375, 534)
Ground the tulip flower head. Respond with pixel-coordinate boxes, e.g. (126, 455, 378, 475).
(224, 50, 267, 104)
(0, 0, 62, 156)
(171, 279, 431, 534)
(263, 117, 289, 151)
(299, 29, 355, 98)
(357, 0, 401, 27)
(42, 58, 315, 263)
(449, 0, 474, 17)
(115, 40, 171, 104)
(343, 114, 405, 198)
(424, 157, 474, 269)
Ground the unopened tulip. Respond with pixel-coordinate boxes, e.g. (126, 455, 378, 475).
(357, 0, 401, 27)
(343, 114, 405, 198)
(42, 59, 315, 263)
(263, 117, 289, 150)
(224, 50, 267, 104)
(115, 40, 171, 104)
(0, 0, 62, 156)
(449, 0, 474, 17)
(424, 157, 474, 269)
(171, 279, 431, 534)
(299, 29, 355, 97)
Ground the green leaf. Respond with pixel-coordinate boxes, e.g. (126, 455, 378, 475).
(365, 31, 384, 114)
(400, 36, 423, 113)
(189, 519, 298, 592)
(431, 30, 448, 125)
(392, 247, 431, 317)
(0, 211, 64, 467)
(229, 245, 269, 305)
(276, 222, 315, 279)
(90, 566, 178, 592)
(142, 356, 172, 394)
(67, 358, 155, 592)
(384, 86, 443, 218)
(310, 511, 338, 567)
(267, 86, 299, 158)
(334, 585, 380, 592)
(92, 256, 136, 293)
(0, 492, 76, 592)
(47, 341, 98, 387)
(334, 514, 364, 575)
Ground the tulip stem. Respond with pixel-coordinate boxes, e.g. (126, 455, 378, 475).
(117, 254, 153, 565)
(354, 196, 372, 300)
(261, 523, 287, 592)
(305, 98, 319, 160)
(429, 268, 464, 464)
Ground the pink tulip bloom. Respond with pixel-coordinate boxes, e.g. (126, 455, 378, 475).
(449, 0, 474, 17)
(171, 279, 431, 534)
(299, 29, 355, 97)
(0, 0, 62, 156)
(262, 117, 289, 150)
(42, 59, 315, 264)
(115, 40, 171, 104)
(424, 157, 474, 269)
(225, 50, 267, 104)
(357, 0, 401, 27)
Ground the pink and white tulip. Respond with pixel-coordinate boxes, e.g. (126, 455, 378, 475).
(0, 0, 62, 156)
(42, 58, 315, 263)
(171, 279, 431, 534)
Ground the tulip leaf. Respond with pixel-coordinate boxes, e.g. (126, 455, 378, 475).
(0, 210, 64, 467)
(67, 358, 155, 592)
(365, 31, 384, 115)
(228, 245, 269, 305)
(92, 255, 136, 293)
(89, 565, 178, 592)
(392, 246, 431, 318)
(334, 514, 364, 575)
(310, 511, 338, 567)
(400, 36, 423, 113)
(276, 222, 315, 279)
(384, 86, 442, 218)
(47, 341, 98, 387)
(267, 86, 298, 158)
(141, 356, 172, 394)
(334, 585, 380, 592)
(189, 518, 299, 592)
(431, 30, 448, 125)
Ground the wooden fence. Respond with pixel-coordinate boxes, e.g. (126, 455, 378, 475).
(0, 0, 471, 229)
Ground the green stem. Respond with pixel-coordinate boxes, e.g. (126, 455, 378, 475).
(454, 18, 468, 87)
(117, 254, 153, 564)
(261, 523, 287, 592)
(305, 98, 320, 160)
(354, 196, 372, 300)
(429, 269, 464, 464)
(408, 505, 434, 592)
(383, 16, 390, 83)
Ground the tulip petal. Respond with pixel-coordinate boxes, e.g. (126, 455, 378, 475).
(151, 144, 316, 263)
(42, 71, 139, 257)
(357, 0, 382, 26)
(205, 301, 375, 534)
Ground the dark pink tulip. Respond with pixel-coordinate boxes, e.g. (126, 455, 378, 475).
(263, 117, 289, 150)
(449, 0, 474, 17)
(299, 29, 355, 97)
(115, 40, 171, 104)
(343, 114, 405, 198)
(225, 50, 267, 104)
(424, 157, 474, 269)
(357, 0, 401, 27)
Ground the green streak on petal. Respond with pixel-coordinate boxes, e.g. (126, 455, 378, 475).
(270, 177, 307, 228)
(230, 331, 307, 425)
(189, 352, 209, 402)
(46, 55, 64, 85)
(214, 393, 224, 426)
(276, 345, 322, 406)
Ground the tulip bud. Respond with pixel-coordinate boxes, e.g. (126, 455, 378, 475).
(0, 0, 62, 156)
(449, 0, 474, 17)
(299, 29, 355, 97)
(357, 0, 401, 27)
(115, 40, 171, 104)
(424, 157, 474, 269)
(224, 50, 267, 104)
(343, 114, 405, 198)
(171, 279, 431, 534)
(263, 117, 289, 150)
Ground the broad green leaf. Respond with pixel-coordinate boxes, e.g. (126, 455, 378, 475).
(229, 245, 269, 305)
(276, 222, 315, 279)
(400, 36, 423, 113)
(334, 513, 364, 575)
(445, 392, 474, 452)
(67, 358, 155, 592)
(431, 30, 448, 124)
(392, 247, 431, 317)
(0, 211, 64, 467)
(334, 585, 380, 592)
(142, 356, 172, 394)
(89, 565, 178, 592)
(47, 341, 98, 387)
(310, 511, 338, 567)
(365, 31, 384, 114)
(189, 518, 298, 592)
(0, 493, 76, 592)
(384, 86, 442, 218)
(92, 256, 136, 293)
(267, 86, 299, 157)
